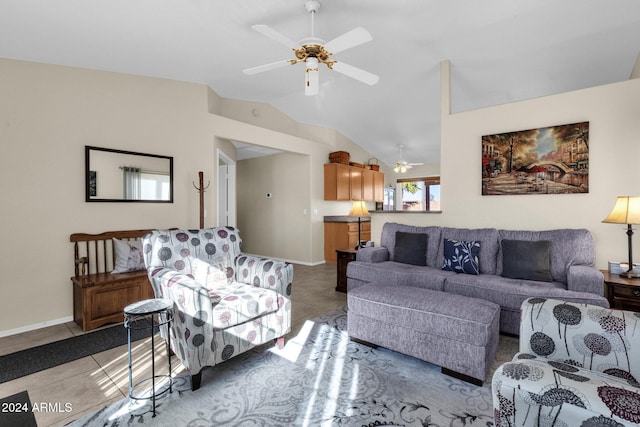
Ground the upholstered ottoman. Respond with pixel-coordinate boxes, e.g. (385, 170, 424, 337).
(348, 283, 500, 385)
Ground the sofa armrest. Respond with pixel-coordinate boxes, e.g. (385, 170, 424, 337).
(355, 246, 389, 263)
(567, 265, 604, 295)
(234, 254, 293, 297)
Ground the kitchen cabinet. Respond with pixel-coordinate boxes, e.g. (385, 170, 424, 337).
(324, 163, 384, 202)
(324, 220, 371, 264)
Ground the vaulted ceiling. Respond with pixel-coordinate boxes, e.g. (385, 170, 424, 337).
(1, 0, 639, 167)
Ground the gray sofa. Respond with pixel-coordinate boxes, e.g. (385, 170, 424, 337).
(347, 222, 609, 335)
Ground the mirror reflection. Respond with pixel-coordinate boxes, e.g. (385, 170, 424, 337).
(85, 146, 173, 202)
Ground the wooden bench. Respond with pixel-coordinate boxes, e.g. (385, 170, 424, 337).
(70, 229, 158, 331)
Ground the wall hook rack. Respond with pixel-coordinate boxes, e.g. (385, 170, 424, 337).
(193, 171, 210, 228)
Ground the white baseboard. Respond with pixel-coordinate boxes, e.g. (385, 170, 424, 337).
(243, 253, 326, 267)
(0, 316, 74, 338)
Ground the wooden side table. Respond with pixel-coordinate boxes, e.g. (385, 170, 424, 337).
(601, 270, 640, 312)
(336, 248, 358, 293)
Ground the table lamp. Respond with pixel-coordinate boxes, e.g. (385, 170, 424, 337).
(349, 200, 370, 250)
(602, 196, 640, 279)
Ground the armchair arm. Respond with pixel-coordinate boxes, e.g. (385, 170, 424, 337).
(518, 297, 640, 379)
(567, 265, 604, 295)
(148, 266, 215, 320)
(234, 254, 293, 297)
(355, 246, 389, 263)
(146, 267, 218, 375)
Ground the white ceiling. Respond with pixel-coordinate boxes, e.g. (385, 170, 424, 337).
(231, 140, 283, 161)
(1, 0, 639, 167)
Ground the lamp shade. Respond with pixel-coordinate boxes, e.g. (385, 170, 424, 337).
(348, 200, 370, 217)
(602, 196, 640, 224)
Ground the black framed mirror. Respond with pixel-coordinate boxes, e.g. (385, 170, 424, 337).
(85, 146, 173, 202)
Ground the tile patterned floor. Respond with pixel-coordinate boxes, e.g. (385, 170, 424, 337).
(0, 263, 344, 427)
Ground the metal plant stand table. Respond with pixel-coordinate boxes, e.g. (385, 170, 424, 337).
(124, 298, 173, 417)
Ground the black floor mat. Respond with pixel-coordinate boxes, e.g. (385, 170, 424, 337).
(0, 390, 37, 427)
(0, 319, 153, 384)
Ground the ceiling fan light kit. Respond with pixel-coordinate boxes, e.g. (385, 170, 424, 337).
(243, 0, 379, 96)
(305, 57, 319, 96)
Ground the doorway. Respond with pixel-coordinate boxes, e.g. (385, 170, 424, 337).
(217, 149, 236, 227)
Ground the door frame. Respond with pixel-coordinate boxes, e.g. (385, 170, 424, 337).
(216, 149, 236, 227)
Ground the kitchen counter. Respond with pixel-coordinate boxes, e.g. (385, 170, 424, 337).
(324, 215, 372, 223)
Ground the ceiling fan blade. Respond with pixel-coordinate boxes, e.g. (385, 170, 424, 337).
(323, 27, 372, 54)
(408, 163, 425, 166)
(331, 61, 379, 85)
(252, 24, 301, 50)
(243, 59, 292, 75)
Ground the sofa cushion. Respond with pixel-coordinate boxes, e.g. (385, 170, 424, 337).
(191, 257, 230, 290)
(380, 222, 441, 268)
(210, 282, 280, 329)
(394, 231, 428, 265)
(439, 227, 499, 275)
(347, 261, 449, 291)
(441, 239, 480, 275)
(443, 273, 608, 312)
(497, 229, 595, 283)
(501, 239, 553, 282)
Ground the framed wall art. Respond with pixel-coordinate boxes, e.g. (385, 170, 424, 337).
(481, 121, 589, 196)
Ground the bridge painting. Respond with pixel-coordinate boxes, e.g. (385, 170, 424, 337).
(481, 121, 589, 196)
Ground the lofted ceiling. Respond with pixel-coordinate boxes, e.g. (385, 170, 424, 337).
(1, 0, 639, 167)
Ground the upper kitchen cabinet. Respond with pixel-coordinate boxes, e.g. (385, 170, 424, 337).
(324, 163, 384, 202)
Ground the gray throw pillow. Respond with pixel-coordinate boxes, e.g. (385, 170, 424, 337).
(393, 231, 428, 266)
(501, 239, 553, 282)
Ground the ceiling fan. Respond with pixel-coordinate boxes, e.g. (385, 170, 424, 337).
(394, 144, 424, 173)
(242, 0, 379, 96)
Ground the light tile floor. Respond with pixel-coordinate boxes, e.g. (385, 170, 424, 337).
(0, 263, 345, 427)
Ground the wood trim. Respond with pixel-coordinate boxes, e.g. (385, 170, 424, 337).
(396, 176, 440, 184)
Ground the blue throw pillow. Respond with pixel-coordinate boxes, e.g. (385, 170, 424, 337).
(442, 239, 480, 275)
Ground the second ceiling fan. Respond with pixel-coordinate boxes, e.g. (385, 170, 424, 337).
(243, 0, 379, 96)
(394, 144, 424, 173)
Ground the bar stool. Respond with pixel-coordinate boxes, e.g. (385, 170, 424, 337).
(124, 298, 173, 417)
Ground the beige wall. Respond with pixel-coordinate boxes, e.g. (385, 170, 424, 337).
(237, 152, 311, 262)
(0, 58, 375, 334)
(372, 67, 640, 272)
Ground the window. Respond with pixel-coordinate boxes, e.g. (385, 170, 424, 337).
(140, 172, 171, 200)
(397, 177, 440, 211)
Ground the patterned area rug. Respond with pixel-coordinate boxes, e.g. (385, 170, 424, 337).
(67, 306, 517, 426)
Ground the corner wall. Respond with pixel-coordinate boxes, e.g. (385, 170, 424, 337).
(0, 58, 374, 334)
(237, 152, 311, 262)
(372, 67, 640, 270)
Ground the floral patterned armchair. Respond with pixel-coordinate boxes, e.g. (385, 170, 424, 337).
(142, 227, 293, 390)
(492, 297, 640, 426)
